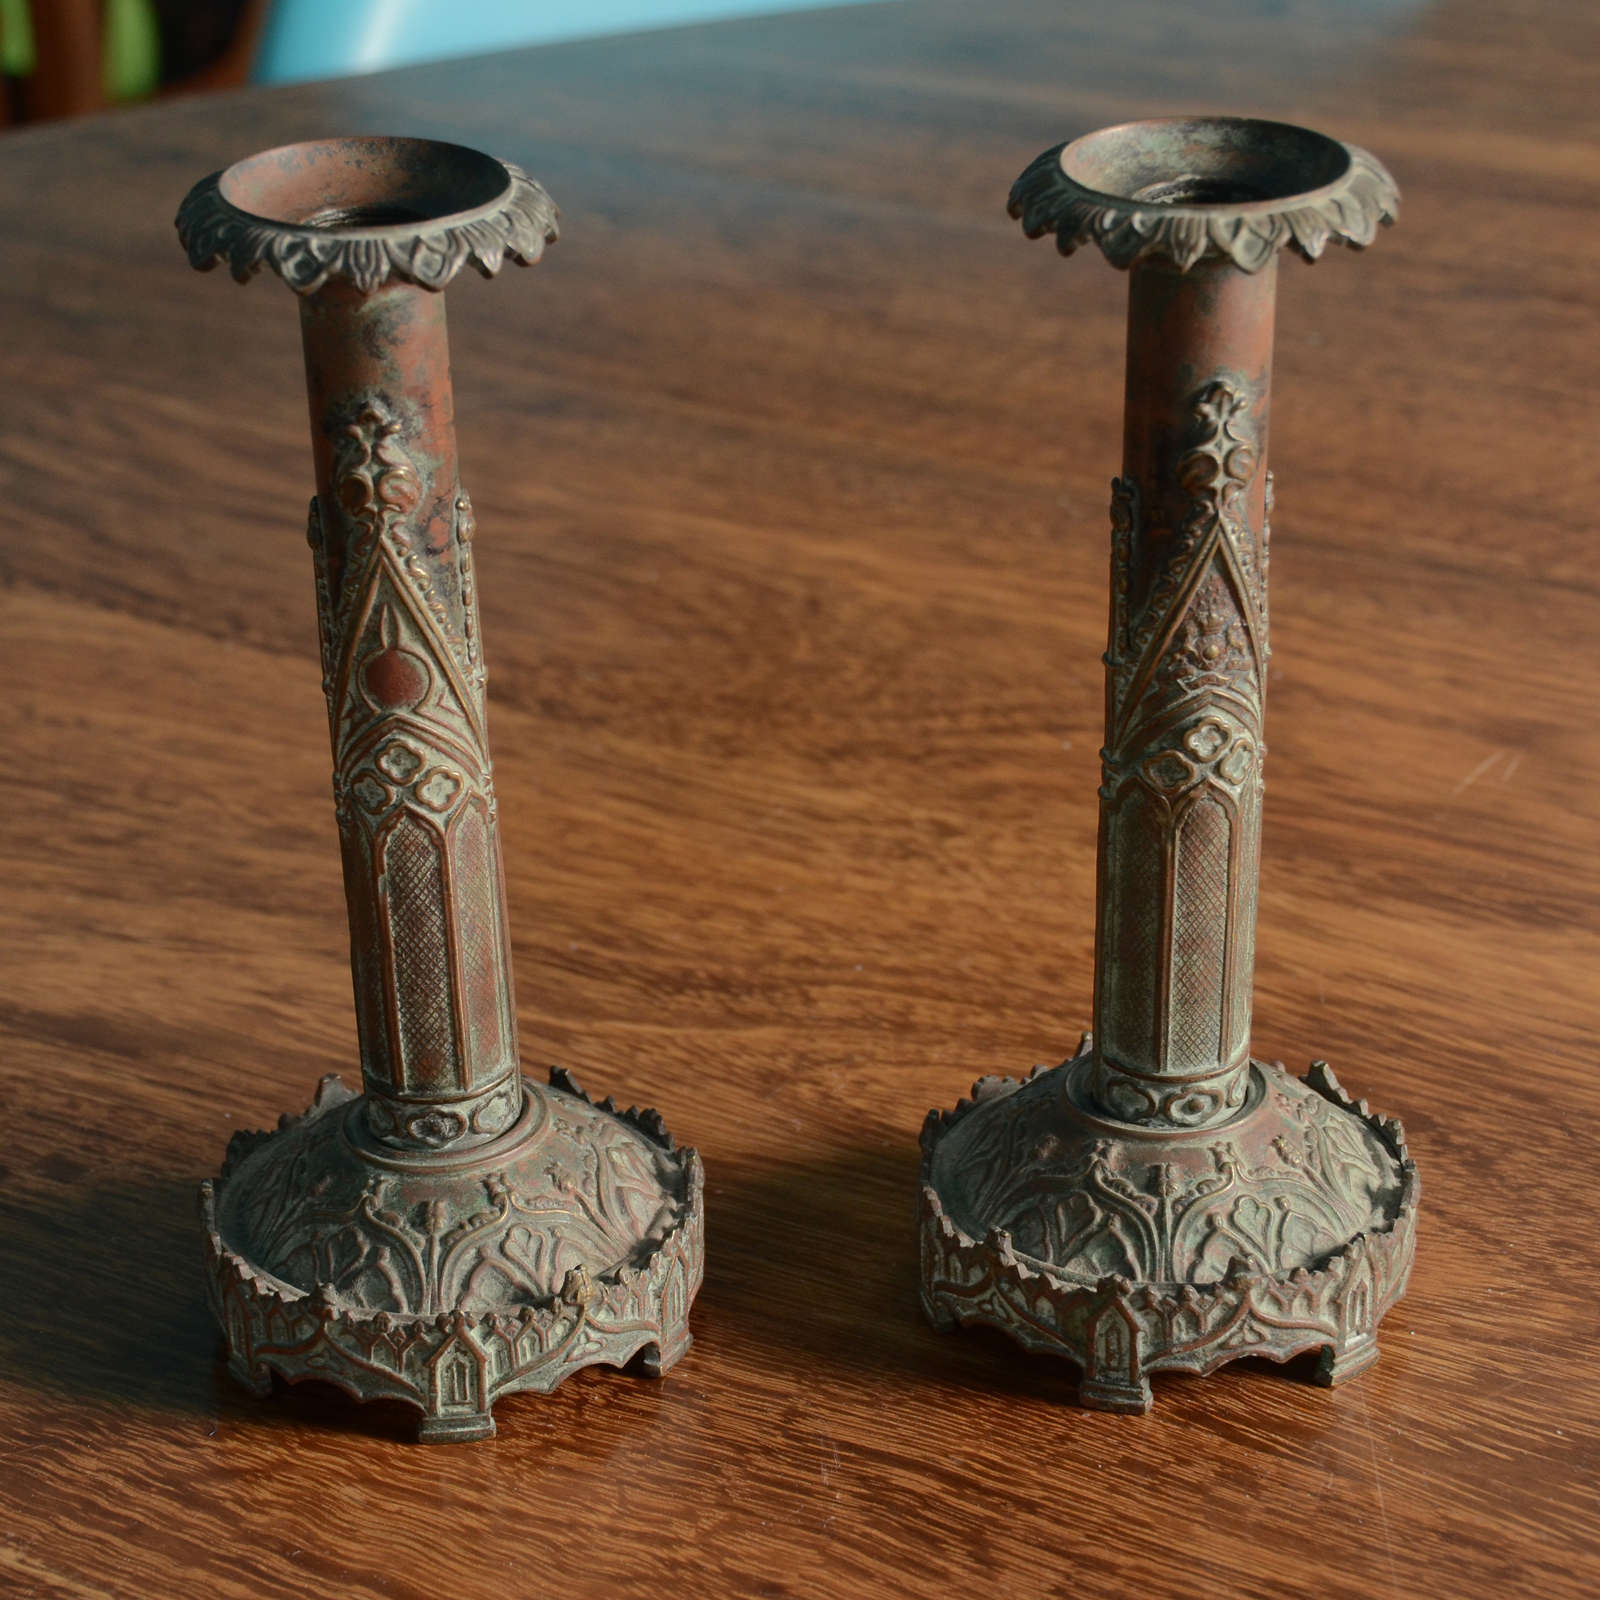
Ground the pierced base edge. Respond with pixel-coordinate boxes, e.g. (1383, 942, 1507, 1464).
(918, 1057, 1418, 1414)
(202, 1068, 705, 1443)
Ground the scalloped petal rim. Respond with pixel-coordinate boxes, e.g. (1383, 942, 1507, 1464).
(176, 162, 559, 294)
(1007, 140, 1397, 272)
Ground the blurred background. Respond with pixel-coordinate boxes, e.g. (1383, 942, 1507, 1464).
(0, 0, 879, 125)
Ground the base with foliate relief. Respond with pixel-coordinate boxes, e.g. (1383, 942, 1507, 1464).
(203, 1067, 703, 1442)
(918, 1037, 1417, 1412)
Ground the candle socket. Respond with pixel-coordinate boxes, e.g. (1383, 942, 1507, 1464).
(178, 138, 703, 1441)
(918, 119, 1419, 1412)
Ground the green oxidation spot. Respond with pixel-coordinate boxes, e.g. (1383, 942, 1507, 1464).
(103, 0, 161, 103)
(0, 0, 37, 78)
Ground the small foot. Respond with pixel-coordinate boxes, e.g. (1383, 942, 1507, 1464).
(417, 1410, 496, 1444)
(1079, 1373, 1153, 1414)
(920, 1291, 959, 1335)
(1314, 1337, 1380, 1387)
(631, 1329, 692, 1380)
(228, 1358, 273, 1399)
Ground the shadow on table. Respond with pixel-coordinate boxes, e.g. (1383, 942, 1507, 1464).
(0, 1162, 506, 1440)
(701, 1135, 1368, 1422)
(0, 1156, 451, 1438)
(698, 1137, 1085, 1409)
(0, 1164, 219, 1415)
(0, 1133, 1331, 1441)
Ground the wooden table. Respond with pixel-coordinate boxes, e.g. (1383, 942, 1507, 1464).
(2, 1, 1596, 1594)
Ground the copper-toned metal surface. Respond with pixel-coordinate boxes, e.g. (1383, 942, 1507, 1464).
(176, 137, 704, 1441)
(919, 118, 1419, 1412)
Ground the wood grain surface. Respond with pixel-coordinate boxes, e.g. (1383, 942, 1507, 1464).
(2, 1, 1596, 1595)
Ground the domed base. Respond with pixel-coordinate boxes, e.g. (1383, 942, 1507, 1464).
(918, 1038, 1417, 1413)
(202, 1068, 704, 1441)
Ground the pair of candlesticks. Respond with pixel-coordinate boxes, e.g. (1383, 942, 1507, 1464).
(176, 120, 1418, 1443)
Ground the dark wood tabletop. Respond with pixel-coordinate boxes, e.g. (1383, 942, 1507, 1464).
(2, 1, 1596, 1595)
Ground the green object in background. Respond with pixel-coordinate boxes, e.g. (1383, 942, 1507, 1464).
(104, 0, 161, 102)
(0, 0, 38, 77)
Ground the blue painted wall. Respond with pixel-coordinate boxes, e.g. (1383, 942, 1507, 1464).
(254, 0, 881, 85)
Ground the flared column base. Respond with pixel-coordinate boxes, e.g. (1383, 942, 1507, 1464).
(202, 1067, 704, 1442)
(918, 1038, 1417, 1413)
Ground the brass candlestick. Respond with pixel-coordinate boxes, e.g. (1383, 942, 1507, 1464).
(918, 119, 1418, 1412)
(178, 137, 703, 1441)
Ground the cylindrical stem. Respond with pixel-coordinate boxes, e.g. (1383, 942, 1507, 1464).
(1091, 256, 1276, 1129)
(299, 282, 521, 1152)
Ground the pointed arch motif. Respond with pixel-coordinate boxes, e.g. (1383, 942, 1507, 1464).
(1094, 378, 1269, 1128)
(306, 406, 519, 1148)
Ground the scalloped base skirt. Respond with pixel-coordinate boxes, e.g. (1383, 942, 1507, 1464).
(202, 1069, 704, 1441)
(918, 1040, 1417, 1412)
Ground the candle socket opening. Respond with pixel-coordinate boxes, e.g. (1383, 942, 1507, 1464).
(1061, 117, 1351, 209)
(216, 136, 512, 233)
(299, 203, 433, 229)
(1131, 176, 1269, 205)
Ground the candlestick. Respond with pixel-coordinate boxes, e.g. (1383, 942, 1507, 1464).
(918, 119, 1419, 1412)
(178, 137, 704, 1441)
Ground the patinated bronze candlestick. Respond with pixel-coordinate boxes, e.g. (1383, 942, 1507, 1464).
(177, 138, 703, 1441)
(919, 119, 1418, 1411)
